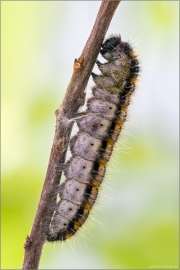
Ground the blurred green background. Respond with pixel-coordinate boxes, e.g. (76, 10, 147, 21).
(1, 1, 179, 269)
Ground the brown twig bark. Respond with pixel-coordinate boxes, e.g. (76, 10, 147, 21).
(22, 1, 121, 269)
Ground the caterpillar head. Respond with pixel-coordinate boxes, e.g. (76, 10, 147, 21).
(100, 36, 121, 56)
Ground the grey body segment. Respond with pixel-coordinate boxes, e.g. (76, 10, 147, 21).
(55, 200, 79, 221)
(92, 74, 117, 91)
(98, 54, 131, 83)
(71, 132, 101, 161)
(50, 215, 69, 236)
(61, 179, 87, 205)
(77, 115, 110, 139)
(92, 87, 120, 105)
(65, 156, 94, 183)
(88, 98, 117, 120)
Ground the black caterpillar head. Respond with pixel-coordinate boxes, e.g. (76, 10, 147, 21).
(100, 36, 121, 56)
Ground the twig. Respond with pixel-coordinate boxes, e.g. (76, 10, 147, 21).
(22, 1, 121, 269)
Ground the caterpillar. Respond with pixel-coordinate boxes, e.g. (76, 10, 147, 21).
(46, 35, 140, 242)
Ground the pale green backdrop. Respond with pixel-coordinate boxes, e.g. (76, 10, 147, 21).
(1, 1, 179, 269)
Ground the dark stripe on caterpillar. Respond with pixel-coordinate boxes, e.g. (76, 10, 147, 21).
(46, 34, 140, 242)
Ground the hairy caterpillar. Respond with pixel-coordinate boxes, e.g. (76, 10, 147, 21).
(46, 35, 140, 242)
